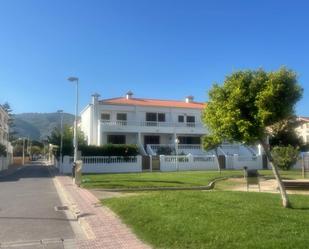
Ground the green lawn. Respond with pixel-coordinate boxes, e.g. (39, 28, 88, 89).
(81, 170, 243, 189)
(103, 191, 309, 249)
(82, 169, 303, 189)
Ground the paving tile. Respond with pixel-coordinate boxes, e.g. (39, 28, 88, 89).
(56, 176, 151, 249)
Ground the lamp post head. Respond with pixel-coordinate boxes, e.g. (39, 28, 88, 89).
(67, 77, 79, 82)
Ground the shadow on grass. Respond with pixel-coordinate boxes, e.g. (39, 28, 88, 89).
(84, 179, 192, 185)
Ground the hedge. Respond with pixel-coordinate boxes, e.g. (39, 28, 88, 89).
(79, 144, 139, 157)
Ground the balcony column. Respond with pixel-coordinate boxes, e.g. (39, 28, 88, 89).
(97, 122, 102, 146)
(138, 132, 142, 144)
(173, 133, 177, 145)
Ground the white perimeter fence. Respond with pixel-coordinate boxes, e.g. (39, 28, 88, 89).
(59, 153, 265, 174)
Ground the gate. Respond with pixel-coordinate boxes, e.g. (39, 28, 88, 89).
(152, 156, 160, 171)
(142, 156, 160, 171)
(142, 156, 150, 170)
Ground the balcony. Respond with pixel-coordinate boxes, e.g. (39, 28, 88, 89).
(100, 120, 206, 134)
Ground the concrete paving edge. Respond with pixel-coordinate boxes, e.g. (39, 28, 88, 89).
(52, 176, 95, 240)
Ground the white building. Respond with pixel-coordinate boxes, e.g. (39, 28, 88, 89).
(0, 105, 13, 170)
(80, 92, 206, 154)
(0, 106, 10, 150)
(296, 117, 309, 144)
(80, 92, 257, 157)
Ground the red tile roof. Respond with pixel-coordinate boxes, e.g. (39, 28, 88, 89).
(99, 97, 206, 109)
(298, 116, 309, 122)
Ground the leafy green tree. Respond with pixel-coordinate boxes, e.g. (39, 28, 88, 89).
(47, 124, 86, 158)
(269, 116, 304, 149)
(203, 68, 303, 208)
(0, 144, 7, 156)
(272, 145, 300, 170)
(202, 135, 222, 172)
(1, 102, 16, 141)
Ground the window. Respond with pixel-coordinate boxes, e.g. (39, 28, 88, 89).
(116, 113, 127, 125)
(158, 113, 165, 122)
(186, 116, 195, 123)
(186, 116, 195, 127)
(107, 135, 126, 144)
(178, 115, 184, 123)
(146, 113, 157, 122)
(117, 113, 127, 121)
(101, 113, 110, 121)
(178, 136, 201, 144)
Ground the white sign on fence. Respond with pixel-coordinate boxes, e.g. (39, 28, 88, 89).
(159, 154, 219, 172)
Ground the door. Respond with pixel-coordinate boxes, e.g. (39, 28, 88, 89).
(144, 135, 160, 148)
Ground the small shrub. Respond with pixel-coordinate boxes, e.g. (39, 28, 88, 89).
(271, 145, 300, 170)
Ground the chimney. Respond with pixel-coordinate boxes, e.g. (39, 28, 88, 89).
(185, 95, 194, 103)
(91, 93, 101, 105)
(126, 91, 133, 100)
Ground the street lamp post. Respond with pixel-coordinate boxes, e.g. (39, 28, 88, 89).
(175, 137, 179, 171)
(57, 110, 64, 166)
(67, 77, 79, 163)
(18, 137, 25, 165)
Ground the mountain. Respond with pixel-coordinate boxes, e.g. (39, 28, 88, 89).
(12, 113, 75, 140)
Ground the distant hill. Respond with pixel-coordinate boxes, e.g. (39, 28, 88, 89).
(13, 113, 75, 140)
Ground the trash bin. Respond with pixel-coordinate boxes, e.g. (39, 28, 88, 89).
(243, 167, 260, 191)
(72, 162, 76, 178)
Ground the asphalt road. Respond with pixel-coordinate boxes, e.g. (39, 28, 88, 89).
(0, 162, 78, 248)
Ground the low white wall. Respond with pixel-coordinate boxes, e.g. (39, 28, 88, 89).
(225, 154, 263, 170)
(293, 153, 309, 169)
(0, 156, 9, 171)
(160, 154, 219, 172)
(60, 155, 142, 174)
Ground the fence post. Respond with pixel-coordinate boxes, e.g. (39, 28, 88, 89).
(233, 154, 238, 169)
(159, 155, 165, 171)
(188, 154, 193, 170)
(137, 155, 142, 172)
(149, 155, 152, 172)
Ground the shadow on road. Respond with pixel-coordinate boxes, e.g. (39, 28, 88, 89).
(0, 163, 57, 182)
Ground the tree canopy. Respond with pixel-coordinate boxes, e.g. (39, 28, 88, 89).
(47, 125, 86, 157)
(203, 68, 303, 144)
(203, 67, 303, 208)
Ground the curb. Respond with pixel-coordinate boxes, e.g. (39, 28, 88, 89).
(86, 176, 231, 192)
(50, 169, 96, 240)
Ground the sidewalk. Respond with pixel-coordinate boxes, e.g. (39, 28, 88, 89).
(55, 175, 151, 249)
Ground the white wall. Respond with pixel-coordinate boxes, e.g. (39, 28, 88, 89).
(160, 154, 219, 172)
(80, 105, 92, 144)
(225, 155, 263, 170)
(60, 155, 142, 174)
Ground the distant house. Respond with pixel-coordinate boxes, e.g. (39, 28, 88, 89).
(80, 91, 257, 157)
(0, 105, 13, 170)
(296, 117, 309, 144)
(0, 106, 9, 150)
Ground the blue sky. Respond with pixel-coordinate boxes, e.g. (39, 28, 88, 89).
(0, 0, 308, 116)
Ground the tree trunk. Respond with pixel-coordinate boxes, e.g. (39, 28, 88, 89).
(214, 148, 221, 174)
(259, 139, 291, 208)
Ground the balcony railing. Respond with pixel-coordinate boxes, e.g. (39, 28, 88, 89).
(101, 120, 204, 128)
